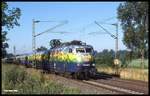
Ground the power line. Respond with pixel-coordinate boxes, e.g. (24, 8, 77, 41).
(94, 21, 116, 39)
(97, 16, 116, 24)
(88, 32, 108, 35)
(34, 21, 68, 37)
(94, 20, 119, 75)
(32, 19, 68, 53)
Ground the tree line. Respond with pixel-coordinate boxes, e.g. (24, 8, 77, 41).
(95, 49, 148, 68)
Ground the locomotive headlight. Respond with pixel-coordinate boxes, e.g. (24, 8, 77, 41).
(77, 57, 82, 62)
(92, 63, 95, 66)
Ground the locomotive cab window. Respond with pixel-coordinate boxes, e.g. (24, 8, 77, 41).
(69, 48, 72, 53)
(85, 48, 92, 53)
(76, 48, 85, 53)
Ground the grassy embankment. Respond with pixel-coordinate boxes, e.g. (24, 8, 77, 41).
(2, 63, 80, 94)
(96, 59, 149, 82)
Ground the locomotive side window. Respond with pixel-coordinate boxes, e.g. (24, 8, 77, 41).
(69, 48, 72, 53)
(76, 48, 85, 53)
(85, 48, 92, 53)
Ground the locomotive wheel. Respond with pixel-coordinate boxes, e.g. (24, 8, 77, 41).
(35, 65, 38, 69)
(26, 65, 29, 68)
(84, 72, 89, 80)
(47, 69, 51, 74)
(79, 73, 84, 80)
(72, 73, 78, 79)
(26, 63, 29, 68)
(89, 71, 96, 79)
(54, 70, 58, 75)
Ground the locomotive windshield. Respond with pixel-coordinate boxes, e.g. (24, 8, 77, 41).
(76, 48, 92, 53)
(85, 48, 92, 53)
(76, 48, 85, 53)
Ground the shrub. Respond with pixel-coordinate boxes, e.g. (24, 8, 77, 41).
(95, 55, 115, 68)
(119, 52, 130, 69)
(3, 64, 79, 94)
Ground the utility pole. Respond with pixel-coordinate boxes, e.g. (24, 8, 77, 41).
(32, 19, 68, 68)
(116, 24, 118, 75)
(112, 23, 118, 59)
(13, 46, 16, 57)
(32, 19, 68, 52)
(32, 19, 40, 68)
(94, 21, 119, 75)
(32, 19, 35, 52)
(32, 19, 40, 52)
(112, 23, 118, 75)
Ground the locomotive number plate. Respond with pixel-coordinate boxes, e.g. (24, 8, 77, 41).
(83, 64, 90, 66)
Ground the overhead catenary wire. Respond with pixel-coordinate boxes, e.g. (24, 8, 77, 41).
(79, 16, 116, 38)
(88, 32, 108, 35)
(34, 21, 68, 37)
(96, 16, 116, 24)
(94, 21, 117, 39)
(32, 19, 69, 53)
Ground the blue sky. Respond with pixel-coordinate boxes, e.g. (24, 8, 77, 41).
(6, 2, 127, 54)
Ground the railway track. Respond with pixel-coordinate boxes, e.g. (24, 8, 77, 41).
(112, 77, 148, 87)
(62, 73, 148, 94)
(98, 73, 148, 87)
(22, 65, 149, 94)
(82, 80, 144, 94)
(91, 73, 148, 94)
(91, 79, 148, 94)
(39, 70, 146, 94)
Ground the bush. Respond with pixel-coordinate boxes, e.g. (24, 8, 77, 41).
(95, 55, 115, 68)
(4, 66, 27, 90)
(3, 64, 79, 94)
(119, 52, 130, 69)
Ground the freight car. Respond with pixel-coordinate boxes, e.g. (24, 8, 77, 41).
(8, 41, 97, 80)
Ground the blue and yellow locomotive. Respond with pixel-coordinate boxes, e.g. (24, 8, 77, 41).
(12, 41, 97, 79)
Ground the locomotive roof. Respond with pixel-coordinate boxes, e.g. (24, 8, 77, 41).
(35, 50, 48, 55)
(16, 54, 27, 58)
(50, 45, 93, 52)
(54, 44, 93, 49)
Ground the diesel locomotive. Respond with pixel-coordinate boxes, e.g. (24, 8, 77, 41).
(5, 41, 97, 80)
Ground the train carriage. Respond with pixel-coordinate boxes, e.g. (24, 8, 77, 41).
(26, 52, 34, 68)
(35, 50, 49, 69)
(21, 54, 27, 65)
(16, 55, 21, 64)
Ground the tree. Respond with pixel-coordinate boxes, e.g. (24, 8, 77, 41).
(110, 49, 115, 56)
(117, 2, 148, 69)
(119, 51, 130, 72)
(95, 49, 115, 68)
(94, 50, 98, 56)
(2, 2, 21, 58)
(36, 46, 47, 52)
(6, 53, 14, 58)
(49, 39, 61, 49)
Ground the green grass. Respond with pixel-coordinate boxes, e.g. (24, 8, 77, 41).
(2, 63, 80, 94)
(96, 66, 148, 82)
(95, 59, 149, 82)
(128, 59, 148, 68)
